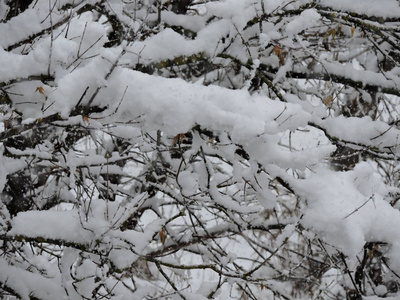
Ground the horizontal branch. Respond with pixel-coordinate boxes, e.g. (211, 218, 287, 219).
(258, 64, 400, 98)
(1, 234, 90, 252)
(147, 222, 289, 258)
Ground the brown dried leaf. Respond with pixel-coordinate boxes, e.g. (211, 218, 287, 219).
(336, 25, 342, 36)
(323, 29, 332, 39)
(351, 26, 356, 37)
(172, 133, 185, 145)
(331, 28, 336, 40)
(35, 87, 45, 94)
(323, 95, 333, 106)
(159, 227, 167, 244)
(272, 45, 281, 56)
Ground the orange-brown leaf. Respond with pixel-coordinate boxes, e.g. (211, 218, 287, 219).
(172, 133, 185, 145)
(272, 45, 280, 56)
(159, 227, 167, 244)
(35, 87, 45, 94)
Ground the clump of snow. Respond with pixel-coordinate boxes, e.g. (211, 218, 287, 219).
(0, 48, 47, 82)
(285, 9, 321, 37)
(294, 162, 400, 259)
(9, 210, 93, 243)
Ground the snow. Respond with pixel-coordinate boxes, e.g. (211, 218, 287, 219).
(9, 210, 93, 243)
(88, 68, 311, 140)
(320, 60, 400, 91)
(315, 115, 400, 154)
(159, 11, 207, 32)
(205, 0, 254, 18)
(285, 9, 321, 37)
(3, 0, 400, 298)
(129, 28, 198, 61)
(127, 18, 232, 63)
(364, 296, 399, 300)
(50, 54, 112, 117)
(319, 0, 400, 18)
(0, 150, 26, 192)
(0, 257, 66, 299)
(294, 162, 400, 258)
(0, 48, 47, 82)
(0, 8, 49, 49)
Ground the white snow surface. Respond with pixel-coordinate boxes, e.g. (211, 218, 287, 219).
(0, 257, 66, 299)
(319, 0, 400, 18)
(16, 41, 400, 264)
(3, 0, 400, 298)
(294, 163, 400, 258)
(9, 210, 93, 243)
(285, 9, 321, 36)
